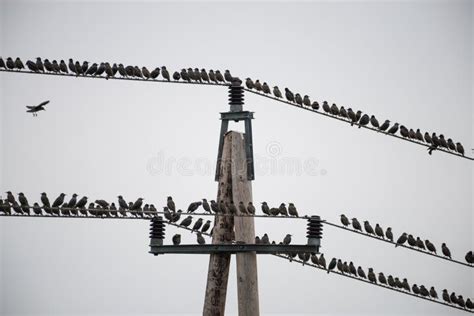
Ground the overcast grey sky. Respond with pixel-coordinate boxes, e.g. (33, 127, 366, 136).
(0, 0, 473, 315)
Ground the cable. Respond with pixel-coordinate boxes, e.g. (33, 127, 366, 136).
(323, 220, 472, 268)
(170, 223, 473, 314)
(244, 88, 474, 161)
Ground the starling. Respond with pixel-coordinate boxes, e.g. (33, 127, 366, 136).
(269, 207, 279, 216)
(105, 63, 114, 78)
(431, 133, 441, 147)
(88, 203, 97, 216)
(419, 285, 429, 297)
(442, 289, 451, 303)
(162, 66, 170, 81)
(201, 69, 210, 82)
(74, 61, 83, 75)
(285, 88, 294, 102)
(67, 193, 78, 208)
(407, 234, 416, 247)
(172, 234, 181, 245)
(52, 193, 66, 215)
(340, 214, 350, 227)
(117, 195, 128, 210)
(5, 57, 14, 69)
(424, 132, 432, 144)
(318, 254, 326, 269)
(387, 123, 399, 134)
(400, 126, 409, 138)
(210, 200, 220, 213)
(245, 78, 255, 89)
(192, 218, 203, 232)
(402, 278, 410, 292)
(149, 204, 158, 217)
(93, 62, 105, 76)
(255, 236, 261, 244)
(260, 233, 269, 244)
(83, 63, 96, 76)
(219, 200, 227, 214)
(42, 59, 53, 72)
(26, 60, 39, 72)
(14, 57, 24, 70)
(197, 232, 206, 245)
(429, 286, 438, 299)
(375, 224, 384, 239)
(34, 57, 44, 72)
(224, 70, 233, 82)
(298, 252, 310, 264)
(237, 201, 248, 215)
(310, 254, 319, 266)
(68, 58, 75, 73)
(172, 71, 180, 81)
(11, 201, 23, 214)
(273, 86, 282, 98)
(227, 201, 238, 214)
(364, 221, 375, 235)
(409, 129, 416, 139)
(415, 237, 425, 250)
(414, 129, 424, 141)
(262, 82, 271, 94)
(202, 199, 211, 213)
(109, 203, 118, 217)
(283, 234, 292, 245)
(6, 191, 15, 204)
(180, 216, 192, 227)
(327, 258, 337, 273)
(163, 207, 172, 221)
(447, 138, 456, 151)
(441, 243, 451, 258)
(95, 199, 109, 209)
(369, 115, 379, 128)
(412, 284, 420, 294)
(279, 203, 288, 216)
(172, 210, 182, 223)
(125, 65, 134, 76)
(394, 277, 403, 289)
(201, 220, 211, 233)
(40, 192, 51, 214)
(112, 63, 118, 76)
(185, 201, 200, 213)
(351, 218, 362, 232)
(166, 196, 176, 212)
(81, 61, 89, 74)
(215, 70, 225, 83)
(295, 94, 303, 106)
(378, 272, 387, 285)
(181, 69, 191, 82)
(368, 268, 377, 284)
(193, 68, 202, 82)
(0, 57, 5, 69)
(254, 80, 262, 91)
(311, 101, 320, 110)
(349, 262, 357, 276)
(208, 70, 217, 83)
(261, 202, 270, 215)
(247, 202, 256, 215)
(303, 95, 311, 107)
(425, 240, 436, 254)
(133, 66, 142, 78)
(1, 199, 11, 214)
(60, 202, 70, 216)
(17, 193, 30, 214)
(466, 298, 473, 309)
(465, 251, 473, 264)
(336, 259, 344, 273)
(288, 203, 298, 217)
(130, 198, 144, 210)
(347, 108, 356, 123)
(450, 292, 458, 305)
(330, 103, 339, 116)
(385, 227, 393, 241)
(395, 232, 408, 247)
(456, 142, 464, 156)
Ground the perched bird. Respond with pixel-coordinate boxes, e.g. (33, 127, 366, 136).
(385, 227, 393, 241)
(12, 201, 23, 215)
(395, 232, 408, 247)
(26, 60, 39, 72)
(197, 232, 206, 245)
(74, 61, 83, 75)
(378, 272, 387, 285)
(288, 203, 298, 217)
(407, 234, 416, 247)
(412, 284, 420, 295)
(133, 66, 142, 78)
(109, 203, 118, 217)
(273, 86, 282, 98)
(261, 202, 270, 215)
(40, 192, 51, 214)
(357, 114, 369, 128)
(260, 233, 269, 244)
(95, 199, 109, 208)
(285, 88, 294, 102)
(130, 198, 144, 210)
(210, 200, 220, 213)
(298, 252, 310, 264)
(339, 106, 348, 118)
(466, 298, 473, 309)
(67, 193, 78, 208)
(85, 63, 98, 75)
(447, 138, 456, 151)
(439, 134, 448, 149)
(5, 57, 15, 69)
(180, 216, 193, 227)
(295, 94, 303, 106)
(0, 57, 5, 69)
(400, 125, 409, 138)
(201, 69, 210, 83)
(193, 68, 202, 82)
(118, 195, 128, 210)
(349, 262, 357, 276)
(77, 196, 88, 215)
(247, 202, 256, 215)
(279, 203, 288, 216)
(387, 123, 399, 134)
(172, 71, 180, 81)
(142, 67, 150, 79)
(163, 207, 172, 221)
(375, 224, 384, 239)
(402, 279, 410, 292)
(283, 234, 292, 245)
(172, 234, 181, 245)
(51, 193, 66, 215)
(347, 108, 356, 124)
(441, 243, 451, 259)
(330, 103, 339, 116)
(81, 61, 89, 74)
(364, 221, 375, 235)
(465, 251, 473, 264)
(167, 196, 176, 212)
(6, 191, 16, 204)
(415, 237, 425, 250)
(424, 132, 432, 144)
(18, 193, 30, 214)
(425, 240, 437, 254)
(311, 101, 320, 110)
(150, 67, 160, 79)
(227, 201, 238, 215)
(26, 100, 49, 117)
(442, 289, 450, 303)
(450, 292, 458, 305)
(215, 70, 225, 83)
(340, 214, 350, 227)
(255, 236, 261, 244)
(303, 95, 311, 107)
(14, 57, 24, 70)
(262, 82, 271, 94)
(95, 63, 105, 76)
(202, 199, 211, 213)
(180, 69, 191, 82)
(327, 258, 337, 273)
(351, 218, 362, 232)
(419, 285, 429, 297)
(35, 57, 44, 72)
(318, 254, 326, 269)
(209, 70, 217, 83)
(456, 142, 464, 156)
(368, 268, 377, 284)
(224, 70, 233, 82)
(171, 210, 182, 223)
(201, 220, 211, 233)
(192, 218, 203, 232)
(370, 115, 379, 128)
(310, 254, 319, 266)
(238, 201, 248, 215)
(429, 287, 438, 299)
(415, 129, 424, 142)
(337, 260, 344, 274)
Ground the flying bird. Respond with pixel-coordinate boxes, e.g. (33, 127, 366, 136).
(26, 100, 49, 117)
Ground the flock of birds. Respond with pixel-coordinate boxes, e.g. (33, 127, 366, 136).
(244, 78, 466, 156)
(288, 252, 473, 310)
(340, 214, 473, 265)
(0, 56, 467, 157)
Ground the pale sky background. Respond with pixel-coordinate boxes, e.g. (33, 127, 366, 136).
(0, 0, 473, 315)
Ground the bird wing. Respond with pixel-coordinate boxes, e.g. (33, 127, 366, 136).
(37, 100, 50, 107)
(26, 106, 36, 109)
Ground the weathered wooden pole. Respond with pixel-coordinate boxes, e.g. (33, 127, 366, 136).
(203, 131, 259, 316)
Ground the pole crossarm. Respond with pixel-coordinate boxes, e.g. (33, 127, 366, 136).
(149, 244, 319, 255)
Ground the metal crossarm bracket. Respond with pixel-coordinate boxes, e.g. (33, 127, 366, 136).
(215, 111, 255, 181)
(149, 243, 319, 255)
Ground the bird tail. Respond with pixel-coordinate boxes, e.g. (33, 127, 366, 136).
(327, 270, 330, 274)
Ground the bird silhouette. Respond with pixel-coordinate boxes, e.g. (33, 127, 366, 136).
(385, 227, 393, 241)
(192, 218, 203, 232)
(441, 243, 451, 259)
(26, 100, 49, 117)
(172, 234, 181, 245)
(327, 258, 337, 273)
(180, 216, 193, 228)
(247, 202, 256, 215)
(161, 66, 170, 81)
(395, 233, 408, 247)
(201, 220, 211, 233)
(283, 234, 292, 245)
(340, 214, 350, 227)
(197, 232, 206, 245)
(351, 218, 362, 232)
(364, 221, 375, 235)
(375, 224, 384, 239)
(273, 86, 282, 98)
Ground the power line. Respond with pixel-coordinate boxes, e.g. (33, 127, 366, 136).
(324, 220, 472, 268)
(170, 222, 473, 314)
(244, 88, 474, 161)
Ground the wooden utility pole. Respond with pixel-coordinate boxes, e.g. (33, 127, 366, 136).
(203, 131, 259, 316)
